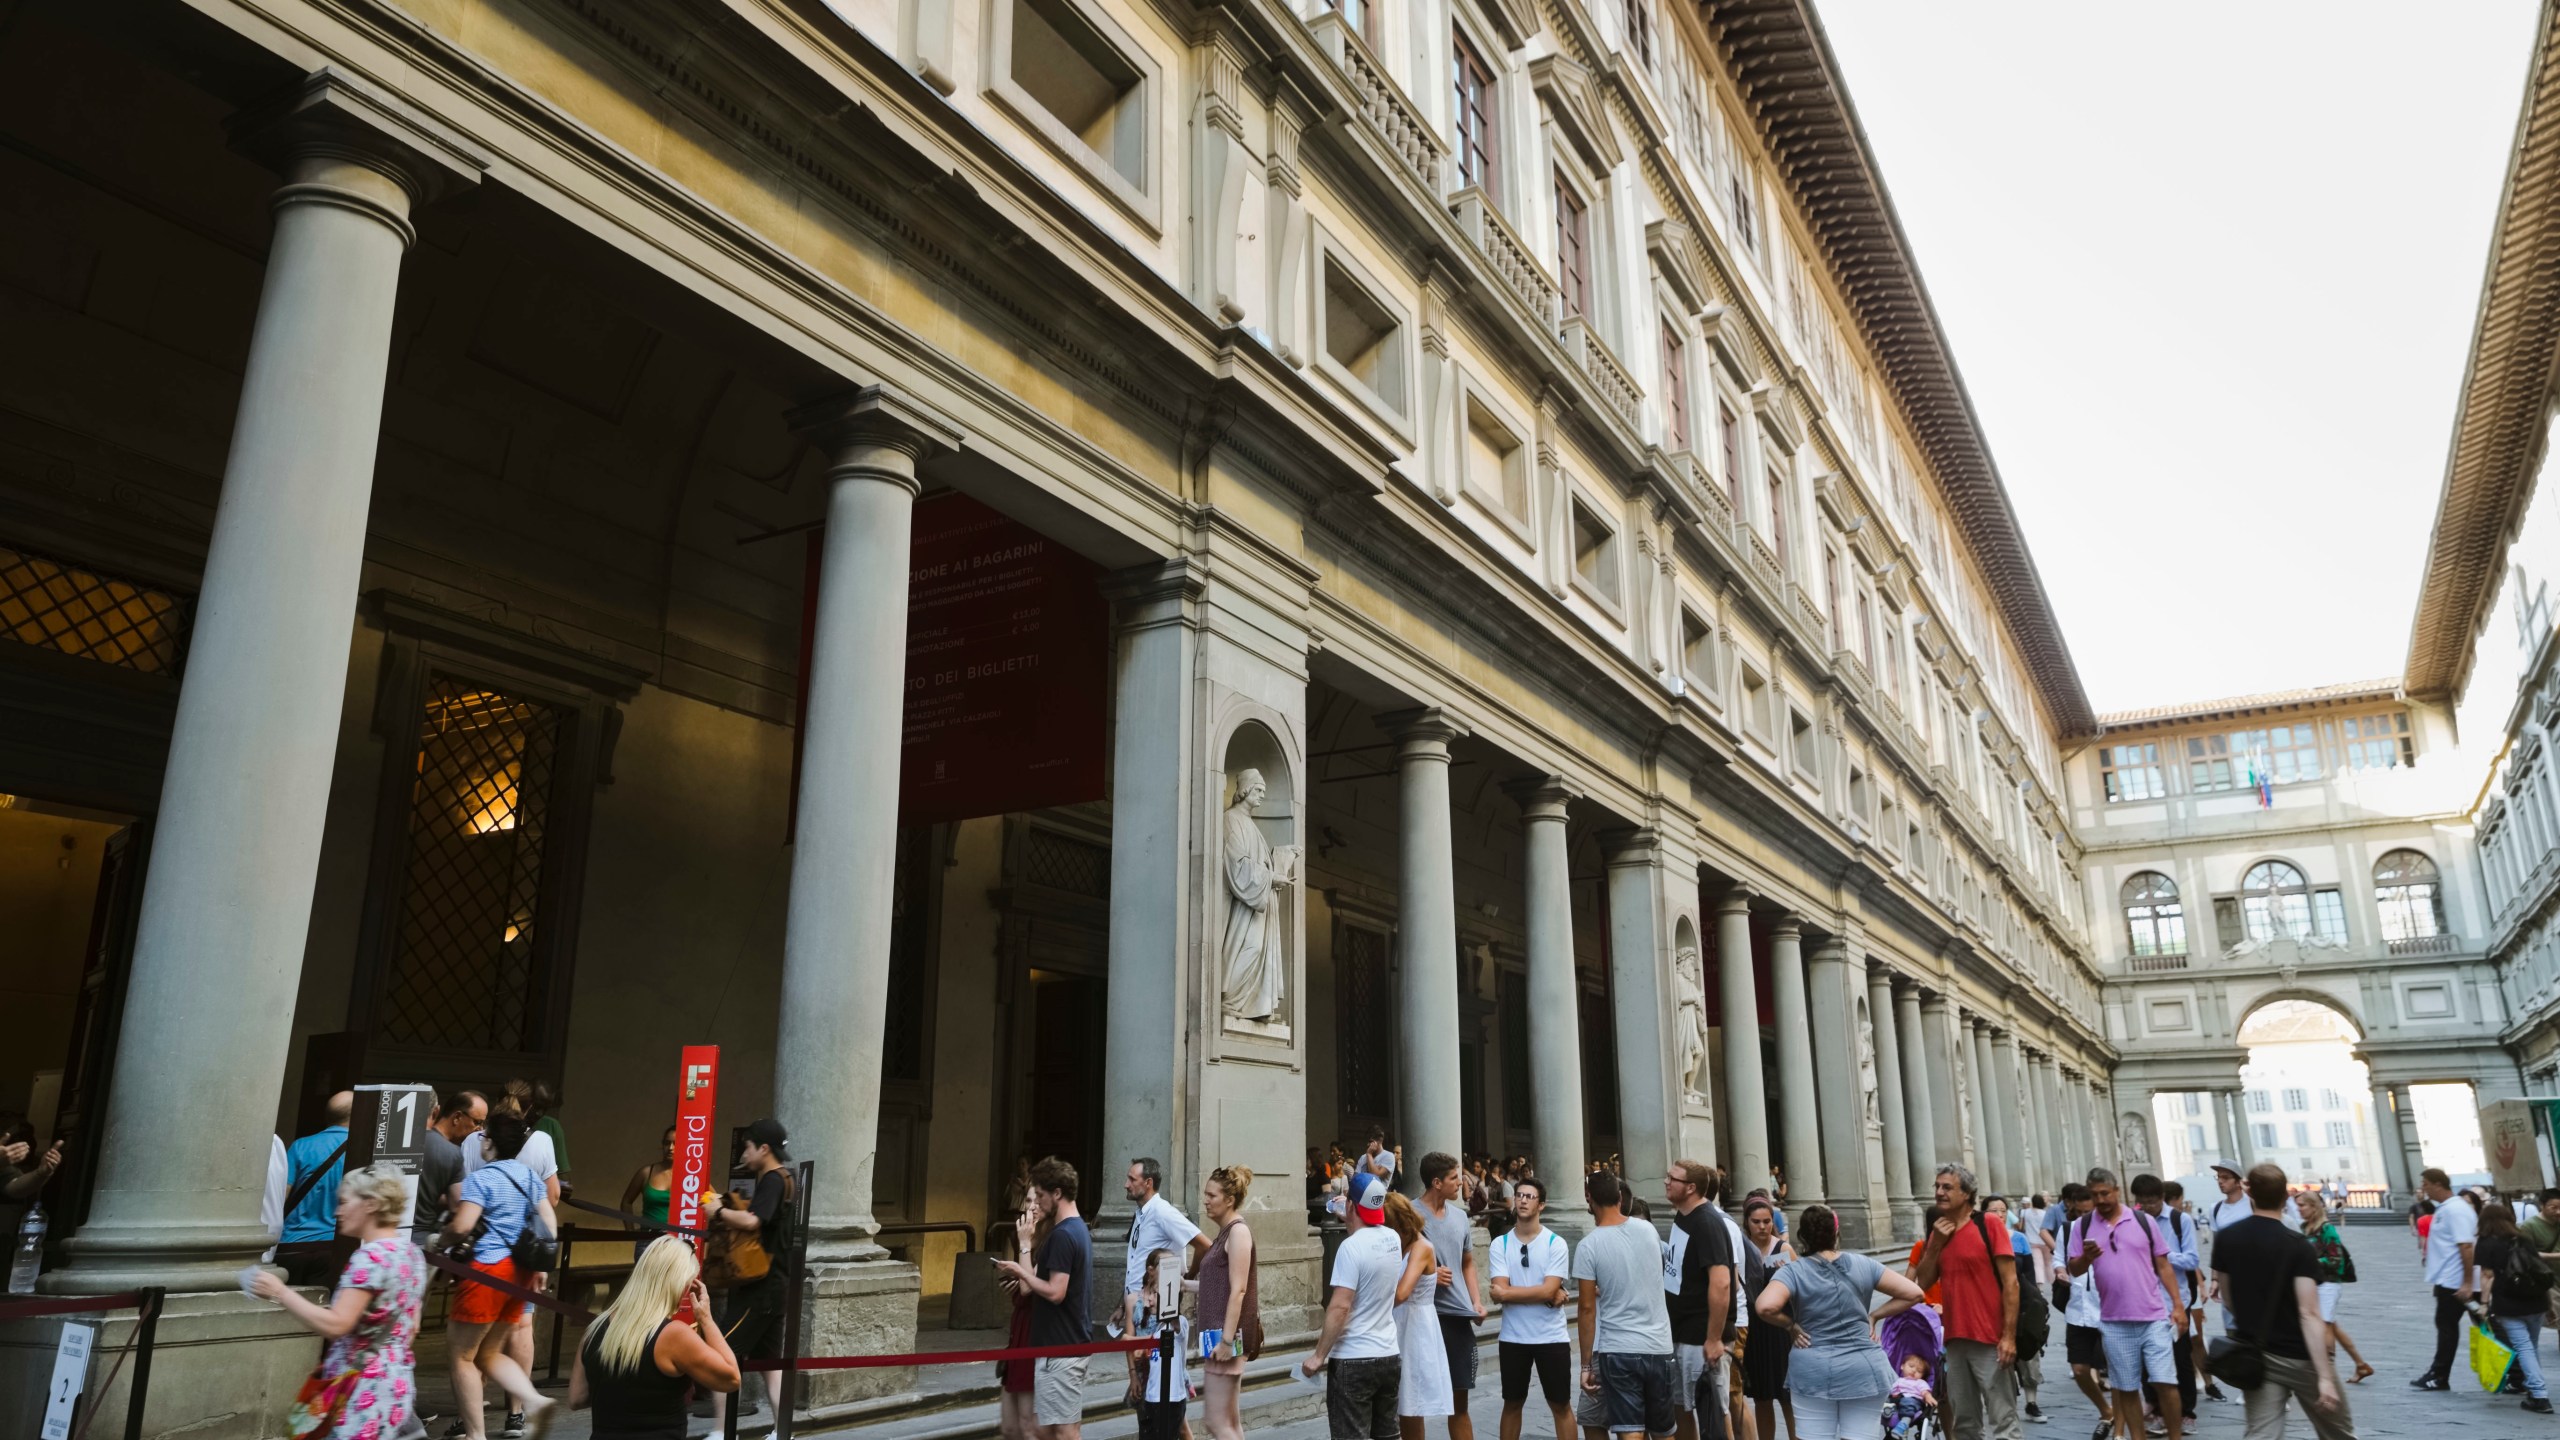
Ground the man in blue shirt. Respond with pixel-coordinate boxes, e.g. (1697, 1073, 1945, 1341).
(281, 1090, 352, 1243)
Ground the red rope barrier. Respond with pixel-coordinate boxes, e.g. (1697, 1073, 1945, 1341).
(418, 1248, 596, 1323)
(0, 1291, 144, 1320)
(737, 1337, 1159, 1372)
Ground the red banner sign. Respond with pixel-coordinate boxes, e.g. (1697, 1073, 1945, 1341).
(899, 494, 1107, 824)
(672, 1045, 720, 1258)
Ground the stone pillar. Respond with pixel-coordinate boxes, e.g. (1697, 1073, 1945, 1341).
(9, 72, 481, 1439)
(1990, 1028, 2027, 1196)
(2372, 1084, 2415, 1202)
(2230, 1088, 2261, 1168)
(1603, 829, 1684, 1196)
(1384, 708, 1468, 1176)
(1097, 559, 1201, 1238)
(1919, 990, 1967, 1174)
(775, 389, 957, 1403)
(1767, 916, 1825, 1204)
(54, 75, 473, 1297)
(1804, 938, 1873, 1244)
(2386, 1083, 2427, 1192)
(1509, 777, 1586, 1222)
(1893, 981, 1939, 1210)
(1867, 966, 1918, 1237)
(2071, 1074, 2099, 1178)
(2028, 1053, 2064, 1194)
(1715, 890, 1772, 1194)
(1964, 1019, 1998, 1184)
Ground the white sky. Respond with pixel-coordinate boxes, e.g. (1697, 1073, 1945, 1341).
(1815, 1, 2542, 716)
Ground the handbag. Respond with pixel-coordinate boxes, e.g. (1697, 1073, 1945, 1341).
(704, 1172, 793, 1288)
(2471, 1314, 2518, 1393)
(493, 1164, 559, 1274)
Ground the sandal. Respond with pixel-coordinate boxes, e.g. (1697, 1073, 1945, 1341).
(2352, 1361, 2374, 1383)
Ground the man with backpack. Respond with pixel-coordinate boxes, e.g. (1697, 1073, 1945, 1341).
(1911, 1163, 2020, 1440)
(2064, 1169, 2183, 1440)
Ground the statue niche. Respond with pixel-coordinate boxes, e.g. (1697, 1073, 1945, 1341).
(1219, 765, 1299, 1028)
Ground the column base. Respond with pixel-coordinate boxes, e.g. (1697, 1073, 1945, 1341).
(1246, 1221, 1329, 1344)
(1, 1290, 316, 1440)
(1827, 1197, 1884, 1252)
(794, 1257, 921, 1410)
(43, 1220, 278, 1295)
(1887, 1197, 1927, 1246)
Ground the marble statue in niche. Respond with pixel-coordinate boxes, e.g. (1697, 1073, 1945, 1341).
(1219, 767, 1299, 1024)
(1674, 946, 1710, 1108)
(2118, 1110, 2154, 1167)
(1856, 1002, 1883, 1136)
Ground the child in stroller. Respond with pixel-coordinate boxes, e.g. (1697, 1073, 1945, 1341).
(1883, 1353, 1939, 1439)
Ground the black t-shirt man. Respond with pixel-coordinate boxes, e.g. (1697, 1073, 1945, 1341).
(2210, 1216, 2318, 1359)
(743, 1167, 794, 1268)
(1667, 1202, 1735, 1347)
(1029, 1215, 1094, 1346)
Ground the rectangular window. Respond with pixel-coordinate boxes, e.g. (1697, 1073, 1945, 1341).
(2191, 724, 2321, 790)
(1661, 322, 1689, 450)
(2188, 1124, 2207, 1149)
(2254, 1123, 2278, 1148)
(2320, 1088, 2343, 1111)
(2184, 1093, 2203, 1116)
(2327, 1121, 2353, 1147)
(1623, 0, 1653, 68)
(2340, 711, 2415, 770)
(2100, 742, 2165, 802)
(2312, 887, 2347, 944)
(1005, 0, 1148, 188)
(1681, 609, 1716, 692)
(1881, 607, 1902, 701)
(1321, 258, 1408, 412)
(1718, 404, 1742, 511)
(2247, 1090, 2271, 1113)
(2291, 1122, 2312, 1148)
(1790, 708, 1818, 779)
(2281, 1088, 2307, 1112)
(1325, 0, 1374, 46)
(1728, 162, 1757, 254)
(1856, 590, 1875, 669)
(1465, 398, 1529, 521)
(1452, 31, 1498, 200)
(1822, 546, 1843, 650)
(1571, 499, 1620, 605)
(1555, 175, 1591, 319)
(0, 543, 193, 676)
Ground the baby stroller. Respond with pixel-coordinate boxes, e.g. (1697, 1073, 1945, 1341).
(1878, 1306, 1945, 1440)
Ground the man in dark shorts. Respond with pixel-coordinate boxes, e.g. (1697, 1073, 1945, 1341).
(1490, 1178, 1573, 1440)
(1304, 1172, 1406, 1440)
(1663, 1161, 1733, 1440)
(1574, 1172, 1679, 1440)
(707, 1118, 794, 1431)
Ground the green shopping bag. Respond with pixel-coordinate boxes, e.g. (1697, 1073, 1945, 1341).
(2472, 1318, 2517, 1393)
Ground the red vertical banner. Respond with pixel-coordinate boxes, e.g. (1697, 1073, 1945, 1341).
(673, 1045, 721, 1258)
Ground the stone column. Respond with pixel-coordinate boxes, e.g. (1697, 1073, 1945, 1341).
(2028, 1053, 2065, 1193)
(1603, 829, 1682, 1194)
(1804, 938, 1872, 1243)
(1508, 777, 1586, 1223)
(1767, 916, 1825, 1203)
(1867, 966, 1917, 1236)
(1893, 981, 1939, 1208)
(54, 74, 476, 1296)
(1384, 708, 1468, 1176)
(777, 388, 957, 1259)
(1715, 890, 1772, 1195)
(1990, 1028, 2027, 1195)
(774, 390, 957, 1404)
(1919, 990, 1967, 1173)
(2231, 1088, 2261, 1168)
(2386, 1083, 2427, 1192)
(2070, 1074, 2099, 1177)
(2372, 1084, 2415, 1202)
(1966, 1019, 2007, 1188)
(1097, 559, 1201, 1237)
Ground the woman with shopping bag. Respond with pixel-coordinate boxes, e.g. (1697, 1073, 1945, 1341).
(2475, 1201, 2558, 1412)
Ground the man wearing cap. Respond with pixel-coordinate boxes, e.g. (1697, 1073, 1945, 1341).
(2200, 1156, 2296, 1357)
(708, 1118, 795, 1432)
(1304, 1173, 1407, 1440)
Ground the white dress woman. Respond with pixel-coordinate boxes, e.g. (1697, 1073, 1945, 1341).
(1397, 1236, 1453, 1419)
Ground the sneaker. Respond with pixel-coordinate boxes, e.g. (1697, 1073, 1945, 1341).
(2410, 1374, 2450, 1391)
(2528, 1397, 2557, 1415)
(438, 1425, 467, 1440)
(502, 1413, 525, 1438)
(2201, 1386, 2230, 1404)
(2146, 1419, 2167, 1436)
(2023, 1402, 2047, 1423)
(2090, 1423, 2111, 1440)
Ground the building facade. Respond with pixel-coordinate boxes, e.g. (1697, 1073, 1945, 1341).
(0, 0, 2121, 1434)
(2077, 682, 2513, 1200)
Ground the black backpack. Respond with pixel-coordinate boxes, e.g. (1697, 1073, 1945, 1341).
(2504, 1238, 2558, 1301)
(1977, 1213, 2045, 1353)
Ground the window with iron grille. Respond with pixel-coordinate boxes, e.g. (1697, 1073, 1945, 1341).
(1336, 921, 1393, 1120)
(1452, 32, 1499, 201)
(1555, 175, 1591, 319)
(376, 677, 567, 1053)
(0, 543, 190, 675)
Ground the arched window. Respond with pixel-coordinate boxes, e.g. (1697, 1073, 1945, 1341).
(2374, 849, 2445, 942)
(2122, 872, 2185, 958)
(2241, 860, 2312, 941)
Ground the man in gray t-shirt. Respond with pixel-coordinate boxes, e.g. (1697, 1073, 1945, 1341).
(410, 1088, 486, 1244)
(1574, 1172, 1677, 1440)
(1417, 1152, 1485, 1439)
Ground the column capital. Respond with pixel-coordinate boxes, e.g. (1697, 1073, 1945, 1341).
(229, 68, 486, 236)
(1503, 773, 1580, 820)
(1377, 705, 1468, 757)
(1713, 885, 1755, 917)
(1769, 914, 1802, 941)
(1600, 826, 1661, 865)
(791, 383, 963, 474)
(1810, 934, 1856, 963)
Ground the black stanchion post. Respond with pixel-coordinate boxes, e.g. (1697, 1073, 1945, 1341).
(775, 1160, 811, 1440)
(123, 1288, 162, 1440)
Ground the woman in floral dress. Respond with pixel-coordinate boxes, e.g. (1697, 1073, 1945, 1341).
(253, 1163, 427, 1440)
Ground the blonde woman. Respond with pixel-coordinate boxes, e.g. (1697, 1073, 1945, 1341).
(1191, 1166, 1260, 1440)
(570, 1234, 740, 1437)
(250, 1163, 426, 1440)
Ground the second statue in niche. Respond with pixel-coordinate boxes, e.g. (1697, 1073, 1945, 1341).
(1219, 767, 1299, 1024)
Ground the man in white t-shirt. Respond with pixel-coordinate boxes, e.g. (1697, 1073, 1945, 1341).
(2413, 1167, 2477, 1391)
(1489, 1178, 1573, 1440)
(1305, 1173, 1406, 1440)
(1120, 1157, 1210, 1419)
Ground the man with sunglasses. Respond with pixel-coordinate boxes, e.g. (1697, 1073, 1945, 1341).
(2065, 1169, 2184, 1440)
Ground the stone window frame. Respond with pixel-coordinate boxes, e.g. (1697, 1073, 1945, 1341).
(982, 0, 1165, 233)
(2120, 870, 2186, 958)
(2373, 846, 2446, 942)
(1564, 480, 1628, 623)
(1310, 228, 1417, 438)
(1676, 598, 1721, 706)
(1455, 370, 1537, 548)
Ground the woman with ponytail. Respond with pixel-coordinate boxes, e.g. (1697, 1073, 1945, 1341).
(1193, 1165, 1262, 1440)
(569, 1235, 740, 1439)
